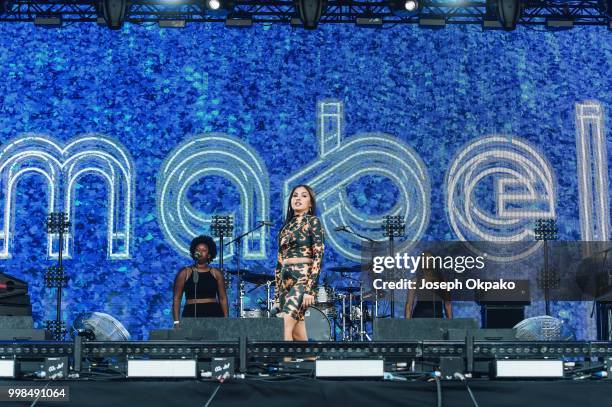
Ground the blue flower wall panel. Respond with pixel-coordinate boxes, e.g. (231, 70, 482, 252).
(0, 23, 609, 339)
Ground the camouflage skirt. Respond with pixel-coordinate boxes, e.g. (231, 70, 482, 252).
(278, 262, 310, 321)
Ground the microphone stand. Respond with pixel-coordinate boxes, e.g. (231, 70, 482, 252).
(192, 255, 199, 319)
(226, 221, 268, 318)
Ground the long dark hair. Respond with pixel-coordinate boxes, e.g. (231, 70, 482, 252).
(282, 184, 317, 228)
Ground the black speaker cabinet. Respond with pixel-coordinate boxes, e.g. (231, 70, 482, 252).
(373, 318, 479, 341)
(150, 317, 284, 341)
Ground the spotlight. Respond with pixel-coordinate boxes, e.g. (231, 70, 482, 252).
(296, 0, 327, 29)
(101, 0, 129, 30)
(389, 0, 421, 17)
(204, 0, 232, 15)
(405, 0, 418, 12)
(496, 0, 522, 30)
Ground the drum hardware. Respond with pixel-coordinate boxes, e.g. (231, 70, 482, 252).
(314, 285, 334, 305)
(266, 280, 273, 318)
(327, 265, 363, 273)
(225, 221, 271, 318)
(243, 309, 264, 318)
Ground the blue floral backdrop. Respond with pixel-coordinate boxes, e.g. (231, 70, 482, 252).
(0, 23, 610, 339)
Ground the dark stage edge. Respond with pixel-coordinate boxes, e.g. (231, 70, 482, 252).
(3, 379, 610, 407)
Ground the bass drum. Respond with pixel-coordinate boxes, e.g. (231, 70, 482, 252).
(304, 306, 332, 341)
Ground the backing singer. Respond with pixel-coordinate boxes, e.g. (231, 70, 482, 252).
(172, 235, 229, 328)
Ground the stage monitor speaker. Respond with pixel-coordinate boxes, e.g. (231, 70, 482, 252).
(0, 315, 47, 340)
(481, 305, 525, 329)
(150, 317, 284, 341)
(0, 315, 33, 329)
(373, 318, 478, 341)
(446, 328, 517, 341)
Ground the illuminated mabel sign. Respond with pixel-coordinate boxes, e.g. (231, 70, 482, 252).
(445, 135, 556, 262)
(156, 133, 270, 259)
(285, 100, 431, 262)
(0, 134, 134, 259)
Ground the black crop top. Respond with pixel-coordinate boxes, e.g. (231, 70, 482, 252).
(183, 269, 219, 300)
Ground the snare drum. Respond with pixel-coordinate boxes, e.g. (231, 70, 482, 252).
(304, 306, 332, 341)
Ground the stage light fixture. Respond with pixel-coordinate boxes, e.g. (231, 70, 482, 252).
(296, 0, 327, 29)
(496, 0, 522, 30)
(204, 0, 232, 15)
(546, 18, 573, 29)
(389, 0, 421, 17)
(159, 19, 186, 28)
(34, 15, 62, 28)
(226, 14, 253, 27)
(101, 0, 129, 30)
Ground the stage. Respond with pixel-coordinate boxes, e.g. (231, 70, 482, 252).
(2, 378, 609, 407)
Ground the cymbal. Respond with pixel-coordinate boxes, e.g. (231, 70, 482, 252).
(224, 268, 254, 275)
(363, 290, 386, 300)
(335, 286, 361, 293)
(327, 265, 363, 273)
(243, 273, 275, 285)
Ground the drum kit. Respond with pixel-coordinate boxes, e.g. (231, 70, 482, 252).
(226, 265, 384, 341)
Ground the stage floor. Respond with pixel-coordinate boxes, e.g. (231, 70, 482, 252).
(4, 378, 610, 407)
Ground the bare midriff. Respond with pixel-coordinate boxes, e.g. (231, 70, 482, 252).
(186, 298, 218, 305)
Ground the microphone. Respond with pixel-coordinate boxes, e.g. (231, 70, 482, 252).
(258, 220, 273, 226)
(334, 225, 347, 232)
(269, 306, 280, 316)
(193, 252, 201, 260)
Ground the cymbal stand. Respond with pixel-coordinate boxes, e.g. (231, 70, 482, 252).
(226, 221, 268, 318)
(266, 280, 273, 317)
(340, 294, 347, 340)
(334, 227, 379, 318)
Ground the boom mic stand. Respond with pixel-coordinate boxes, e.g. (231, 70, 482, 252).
(226, 221, 269, 318)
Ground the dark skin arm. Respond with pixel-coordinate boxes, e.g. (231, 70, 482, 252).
(444, 291, 453, 319)
(211, 268, 229, 317)
(405, 289, 415, 319)
(172, 267, 190, 324)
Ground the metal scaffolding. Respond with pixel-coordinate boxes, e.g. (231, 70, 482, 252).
(0, 0, 609, 27)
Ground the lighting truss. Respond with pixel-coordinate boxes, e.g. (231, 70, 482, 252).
(0, 1, 608, 27)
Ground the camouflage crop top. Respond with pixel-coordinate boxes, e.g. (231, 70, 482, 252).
(274, 214, 325, 295)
